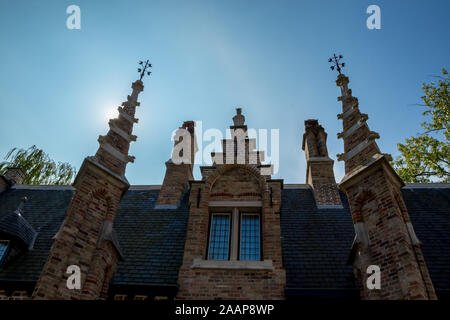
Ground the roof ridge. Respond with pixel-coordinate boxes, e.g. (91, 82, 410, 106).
(283, 184, 311, 189)
(129, 185, 161, 190)
(403, 183, 450, 189)
(12, 185, 75, 190)
(11, 184, 163, 191)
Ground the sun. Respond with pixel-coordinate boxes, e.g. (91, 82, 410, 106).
(104, 107, 118, 121)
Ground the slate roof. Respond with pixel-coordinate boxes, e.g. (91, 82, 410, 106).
(0, 187, 73, 282)
(0, 205, 38, 250)
(112, 188, 190, 287)
(280, 185, 450, 297)
(0, 183, 448, 298)
(402, 186, 450, 291)
(280, 187, 357, 291)
(0, 186, 190, 290)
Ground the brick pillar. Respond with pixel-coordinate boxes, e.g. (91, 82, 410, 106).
(32, 79, 146, 300)
(302, 120, 341, 207)
(335, 74, 436, 300)
(156, 121, 197, 208)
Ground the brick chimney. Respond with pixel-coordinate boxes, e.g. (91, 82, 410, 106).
(301, 120, 341, 207)
(335, 73, 436, 300)
(156, 121, 197, 208)
(3, 167, 26, 185)
(0, 167, 26, 193)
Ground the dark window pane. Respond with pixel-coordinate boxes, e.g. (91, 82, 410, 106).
(0, 242, 8, 262)
(240, 214, 260, 261)
(208, 214, 230, 260)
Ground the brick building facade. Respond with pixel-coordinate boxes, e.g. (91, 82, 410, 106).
(0, 73, 449, 300)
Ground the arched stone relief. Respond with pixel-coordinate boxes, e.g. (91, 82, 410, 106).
(206, 164, 269, 202)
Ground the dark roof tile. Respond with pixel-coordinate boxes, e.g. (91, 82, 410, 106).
(0, 184, 448, 293)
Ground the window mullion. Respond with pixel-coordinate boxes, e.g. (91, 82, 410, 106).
(230, 208, 239, 260)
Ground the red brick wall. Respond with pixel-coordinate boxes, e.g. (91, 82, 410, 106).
(0, 290, 31, 300)
(344, 159, 437, 299)
(177, 165, 285, 300)
(336, 74, 436, 300)
(32, 161, 125, 300)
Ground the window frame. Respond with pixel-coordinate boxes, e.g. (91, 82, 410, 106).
(206, 212, 232, 261)
(206, 208, 262, 262)
(238, 213, 262, 261)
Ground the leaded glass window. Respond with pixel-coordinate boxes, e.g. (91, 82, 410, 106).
(0, 241, 9, 264)
(207, 214, 231, 260)
(239, 214, 261, 261)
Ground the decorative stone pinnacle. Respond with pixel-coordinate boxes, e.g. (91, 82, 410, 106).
(233, 108, 245, 126)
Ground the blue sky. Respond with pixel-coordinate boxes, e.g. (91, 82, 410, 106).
(0, 0, 449, 184)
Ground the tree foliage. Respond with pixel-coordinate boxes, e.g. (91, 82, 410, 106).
(0, 145, 76, 185)
(393, 68, 449, 183)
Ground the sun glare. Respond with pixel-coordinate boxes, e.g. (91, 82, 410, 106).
(105, 107, 118, 121)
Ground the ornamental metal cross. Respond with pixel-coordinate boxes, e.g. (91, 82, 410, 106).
(137, 60, 152, 80)
(328, 54, 345, 75)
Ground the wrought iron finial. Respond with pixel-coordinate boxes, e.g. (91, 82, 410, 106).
(328, 54, 345, 75)
(137, 59, 152, 81)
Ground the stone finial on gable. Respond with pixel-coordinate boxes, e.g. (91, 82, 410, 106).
(232, 108, 245, 127)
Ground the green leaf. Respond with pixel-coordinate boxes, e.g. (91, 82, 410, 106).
(0, 145, 76, 185)
(393, 68, 450, 183)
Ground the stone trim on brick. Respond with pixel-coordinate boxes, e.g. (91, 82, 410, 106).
(191, 258, 274, 271)
(337, 117, 368, 139)
(97, 136, 135, 164)
(205, 164, 269, 194)
(109, 119, 137, 142)
(337, 102, 358, 119)
(76, 156, 130, 190)
(208, 201, 262, 207)
(339, 153, 404, 191)
(118, 106, 138, 123)
(337, 139, 375, 162)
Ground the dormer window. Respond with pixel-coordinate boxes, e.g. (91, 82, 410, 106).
(207, 208, 261, 261)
